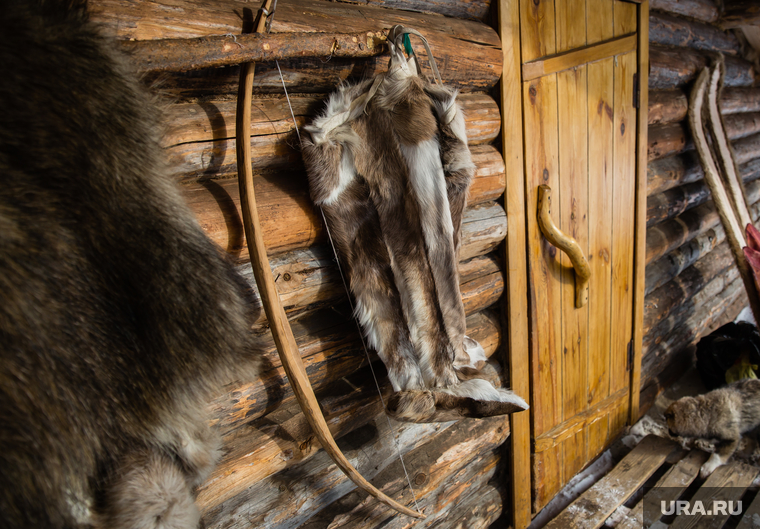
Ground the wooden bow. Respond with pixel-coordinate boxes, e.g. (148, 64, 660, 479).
(235, 0, 423, 519)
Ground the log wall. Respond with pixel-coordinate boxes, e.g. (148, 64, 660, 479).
(90, 0, 511, 527)
(640, 0, 760, 415)
(87, 0, 758, 525)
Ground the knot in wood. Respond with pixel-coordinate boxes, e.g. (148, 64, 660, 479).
(414, 473, 427, 486)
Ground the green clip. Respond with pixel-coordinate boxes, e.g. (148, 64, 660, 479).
(402, 33, 413, 56)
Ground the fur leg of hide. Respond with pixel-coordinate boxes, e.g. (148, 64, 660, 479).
(303, 43, 528, 422)
(0, 2, 260, 527)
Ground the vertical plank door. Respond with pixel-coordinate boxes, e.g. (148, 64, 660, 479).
(513, 0, 648, 516)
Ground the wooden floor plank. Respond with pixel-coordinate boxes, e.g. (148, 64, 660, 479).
(617, 450, 709, 529)
(544, 435, 678, 529)
(736, 488, 760, 529)
(669, 461, 759, 529)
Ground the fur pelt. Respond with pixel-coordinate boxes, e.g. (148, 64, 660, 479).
(665, 378, 760, 478)
(0, 2, 259, 527)
(302, 31, 527, 422)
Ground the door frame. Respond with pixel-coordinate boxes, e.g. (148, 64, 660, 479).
(499, 1, 649, 527)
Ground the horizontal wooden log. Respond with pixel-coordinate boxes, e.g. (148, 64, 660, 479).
(643, 159, 760, 293)
(643, 265, 742, 359)
(641, 275, 746, 390)
(719, 0, 760, 29)
(720, 88, 760, 115)
(650, 0, 719, 23)
(648, 122, 691, 161)
(163, 93, 499, 148)
(123, 30, 387, 74)
(644, 242, 735, 333)
(210, 307, 504, 435)
(713, 54, 755, 88)
(647, 148, 760, 197)
(647, 152, 704, 196)
(202, 410, 508, 528)
(331, 0, 492, 22)
(202, 415, 453, 528)
(183, 152, 506, 259)
(649, 11, 739, 54)
(164, 93, 499, 182)
(725, 112, 760, 141)
(198, 309, 507, 517)
(648, 88, 760, 126)
(645, 225, 724, 295)
(649, 43, 755, 90)
(645, 179, 760, 264)
(733, 132, 760, 166)
(646, 181, 710, 227)
(91, 0, 502, 93)
(646, 113, 760, 162)
(645, 201, 718, 264)
(645, 156, 760, 230)
(648, 89, 688, 126)
(742, 158, 760, 183)
(294, 416, 507, 528)
(263, 248, 503, 326)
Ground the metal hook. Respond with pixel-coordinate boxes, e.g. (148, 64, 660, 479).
(260, 0, 278, 33)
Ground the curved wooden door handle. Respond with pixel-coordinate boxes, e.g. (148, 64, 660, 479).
(537, 185, 591, 308)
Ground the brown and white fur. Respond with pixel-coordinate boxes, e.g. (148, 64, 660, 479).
(302, 35, 527, 422)
(665, 378, 760, 478)
(0, 2, 259, 527)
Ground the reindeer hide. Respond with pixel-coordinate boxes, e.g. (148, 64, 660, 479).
(302, 29, 528, 422)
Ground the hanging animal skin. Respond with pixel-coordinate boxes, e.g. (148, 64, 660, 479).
(303, 27, 528, 422)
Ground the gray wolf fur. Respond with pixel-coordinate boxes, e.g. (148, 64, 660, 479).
(664, 378, 760, 478)
(0, 1, 258, 527)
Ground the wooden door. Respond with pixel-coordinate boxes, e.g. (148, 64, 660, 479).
(517, 0, 648, 514)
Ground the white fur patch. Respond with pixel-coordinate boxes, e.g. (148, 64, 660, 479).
(700, 452, 726, 478)
(432, 92, 467, 140)
(322, 149, 356, 206)
(386, 250, 444, 387)
(353, 296, 425, 392)
(439, 379, 529, 409)
(399, 136, 467, 358)
(453, 335, 487, 369)
(400, 138, 455, 246)
(305, 82, 364, 145)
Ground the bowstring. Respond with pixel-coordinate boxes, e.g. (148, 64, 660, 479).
(271, 36, 422, 515)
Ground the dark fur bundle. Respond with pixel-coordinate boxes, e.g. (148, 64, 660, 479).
(0, 2, 258, 527)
